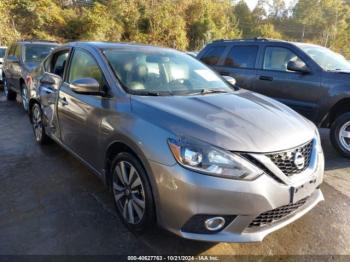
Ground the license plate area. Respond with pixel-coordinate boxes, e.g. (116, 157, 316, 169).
(290, 178, 318, 203)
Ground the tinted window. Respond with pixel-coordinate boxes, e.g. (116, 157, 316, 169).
(263, 47, 304, 72)
(14, 45, 21, 58)
(8, 45, 15, 56)
(0, 48, 6, 58)
(200, 46, 226, 65)
(224, 46, 258, 69)
(24, 44, 56, 64)
(69, 49, 104, 87)
(51, 51, 69, 78)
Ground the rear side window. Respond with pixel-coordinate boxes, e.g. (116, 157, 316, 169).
(224, 46, 258, 69)
(200, 46, 226, 65)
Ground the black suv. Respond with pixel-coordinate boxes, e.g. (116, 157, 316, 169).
(198, 38, 350, 157)
(2, 40, 59, 111)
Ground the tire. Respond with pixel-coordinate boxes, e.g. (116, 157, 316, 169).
(31, 103, 50, 145)
(110, 152, 156, 233)
(20, 83, 29, 111)
(3, 76, 16, 101)
(330, 112, 350, 158)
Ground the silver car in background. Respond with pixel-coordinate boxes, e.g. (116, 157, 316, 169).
(29, 42, 324, 242)
(0, 46, 7, 82)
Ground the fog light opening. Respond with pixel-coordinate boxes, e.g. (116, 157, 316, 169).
(204, 217, 226, 231)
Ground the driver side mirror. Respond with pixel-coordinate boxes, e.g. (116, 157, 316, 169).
(287, 61, 310, 74)
(70, 78, 102, 95)
(222, 75, 237, 86)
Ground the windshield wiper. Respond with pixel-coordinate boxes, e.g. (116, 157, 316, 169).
(130, 90, 173, 96)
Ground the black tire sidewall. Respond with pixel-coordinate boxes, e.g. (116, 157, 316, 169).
(330, 112, 350, 158)
(31, 103, 49, 145)
(110, 152, 155, 233)
(21, 83, 29, 111)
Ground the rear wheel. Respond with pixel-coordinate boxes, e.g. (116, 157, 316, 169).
(21, 83, 29, 111)
(31, 103, 50, 144)
(3, 76, 16, 101)
(111, 152, 155, 232)
(330, 112, 350, 158)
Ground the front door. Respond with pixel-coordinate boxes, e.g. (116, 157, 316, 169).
(57, 48, 107, 168)
(252, 46, 323, 121)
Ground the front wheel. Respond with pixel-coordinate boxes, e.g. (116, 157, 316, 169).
(31, 103, 50, 144)
(21, 83, 29, 111)
(111, 152, 156, 233)
(330, 112, 350, 158)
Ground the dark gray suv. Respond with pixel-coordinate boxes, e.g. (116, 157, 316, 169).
(2, 40, 58, 111)
(198, 38, 350, 157)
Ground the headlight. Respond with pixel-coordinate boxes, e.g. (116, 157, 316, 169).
(168, 138, 263, 180)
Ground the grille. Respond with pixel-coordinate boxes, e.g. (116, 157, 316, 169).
(267, 140, 313, 176)
(248, 197, 309, 228)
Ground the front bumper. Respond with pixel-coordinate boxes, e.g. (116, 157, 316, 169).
(149, 142, 324, 243)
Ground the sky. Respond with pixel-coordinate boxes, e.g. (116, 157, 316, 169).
(243, 0, 296, 10)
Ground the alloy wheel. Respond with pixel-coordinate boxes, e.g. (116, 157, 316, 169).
(113, 161, 146, 224)
(21, 86, 29, 111)
(339, 121, 350, 152)
(32, 105, 43, 142)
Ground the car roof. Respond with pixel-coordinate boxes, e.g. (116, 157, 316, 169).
(210, 38, 292, 45)
(63, 41, 176, 52)
(16, 40, 59, 46)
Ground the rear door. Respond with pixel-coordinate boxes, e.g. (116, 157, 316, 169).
(251, 45, 322, 121)
(38, 48, 71, 139)
(213, 44, 259, 89)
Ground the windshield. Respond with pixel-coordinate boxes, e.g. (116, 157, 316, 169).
(103, 47, 232, 95)
(24, 44, 57, 64)
(0, 48, 6, 58)
(298, 44, 350, 71)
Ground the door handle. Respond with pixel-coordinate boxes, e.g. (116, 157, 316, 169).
(259, 76, 273, 81)
(60, 97, 68, 106)
(221, 72, 230, 76)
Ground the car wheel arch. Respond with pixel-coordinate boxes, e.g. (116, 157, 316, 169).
(104, 138, 160, 218)
(325, 98, 350, 127)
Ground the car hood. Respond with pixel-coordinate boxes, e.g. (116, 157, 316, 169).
(130, 90, 315, 153)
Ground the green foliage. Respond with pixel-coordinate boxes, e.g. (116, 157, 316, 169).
(2, 0, 350, 57)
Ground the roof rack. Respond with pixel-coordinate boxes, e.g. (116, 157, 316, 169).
(212, 37, 273, 43)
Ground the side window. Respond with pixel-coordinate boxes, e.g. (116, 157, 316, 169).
(200, 46, 226, 65)
(224, 45, 258, 69)
(68, 49, 105, 88)
(14, 45, 21, 58)
(263, 47, 304, 72)
(7, 45, 16, 56)
(51, 51, 69, 78)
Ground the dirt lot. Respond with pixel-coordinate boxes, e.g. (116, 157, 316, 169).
(0, 92, 349, 256)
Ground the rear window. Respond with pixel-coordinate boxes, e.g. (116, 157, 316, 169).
(200, 46, 226, 65)
(224, 46, 258, 69)
(24, 44, 57, 64)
